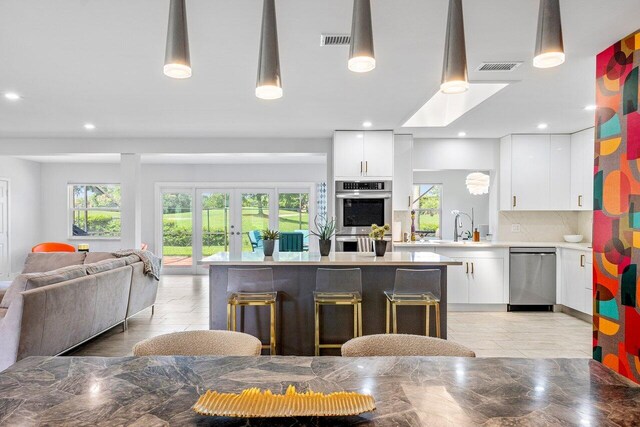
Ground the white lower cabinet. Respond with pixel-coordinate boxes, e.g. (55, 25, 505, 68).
(436, 248, 508, 305)
(560, 248, 592, 315)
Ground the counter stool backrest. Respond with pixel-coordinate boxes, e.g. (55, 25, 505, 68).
(228, 268, 275, 293)
(315, 268, 362, 293)
(394, 269, 441, 299)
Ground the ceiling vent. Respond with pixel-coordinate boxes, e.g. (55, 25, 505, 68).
(320, 34, 351, 46)
(476, 61, 522, 72)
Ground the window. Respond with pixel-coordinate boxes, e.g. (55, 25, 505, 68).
(70, 184, 121, 238)
(278, 192, 310, 231)
(413, 184, 442, 237)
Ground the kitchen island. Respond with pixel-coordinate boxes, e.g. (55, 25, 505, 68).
(200, 252, 461, 355)
(1, 355, 637, 425)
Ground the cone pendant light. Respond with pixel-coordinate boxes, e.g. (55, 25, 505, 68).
(348, 0, 375, 73)
(164, 0, 191, 79)
(441, 0, 468, 94)
(256, 0, 282, 100)
(533, 0, 565, 68)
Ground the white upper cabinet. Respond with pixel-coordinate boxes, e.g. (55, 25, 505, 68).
(392, 134, 413, 210)
(500, 134, 571, 211)
(570, 129, 595, 211)
(333, 131, 393, 179)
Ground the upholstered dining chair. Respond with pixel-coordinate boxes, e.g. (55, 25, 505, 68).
(341, 334, 476, 358)
(31, 242, 76, 253)
(132, 330, 262, 356)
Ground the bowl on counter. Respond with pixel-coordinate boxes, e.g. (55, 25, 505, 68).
(563, 234, 584, 243)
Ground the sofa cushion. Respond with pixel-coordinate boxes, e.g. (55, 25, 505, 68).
(84, 252, 116, 264)
(85, 259, 127, 275)
(0, 265, 87, 309)
(120, 254, 141, 265)
(22, 252, 87, 274)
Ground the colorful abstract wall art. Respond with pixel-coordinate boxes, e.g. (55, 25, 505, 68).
(594, 29, 640, 384)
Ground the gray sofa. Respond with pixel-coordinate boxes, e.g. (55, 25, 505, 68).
(0, 252, 159, 371)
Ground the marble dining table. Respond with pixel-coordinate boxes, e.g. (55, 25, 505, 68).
(0, 355, 639, 426)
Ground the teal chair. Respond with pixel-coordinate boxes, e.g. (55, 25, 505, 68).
(294, 229, 310, 251)
(279, 232, 304, 252)
(248, 230, 263, 252)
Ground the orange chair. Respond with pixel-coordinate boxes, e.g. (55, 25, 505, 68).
(32, 242, 76, 253)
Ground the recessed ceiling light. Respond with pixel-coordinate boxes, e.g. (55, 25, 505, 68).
(362, 121, 372, 128)
(4, 92, 21, 101)
(584, 105, 597, 111)
(537, 123, 548, 130)
(84, 123, 96, 130)
(458, 131, 467, 137)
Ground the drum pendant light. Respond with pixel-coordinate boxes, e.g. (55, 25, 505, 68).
(533, 0, 565, 68)
(348, 0, 375, 73)
(441, 0, 468, 94)
(256, 0, 283, 100)
(164, 0, 191, 79)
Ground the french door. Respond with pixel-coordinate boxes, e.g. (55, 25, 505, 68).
(0, 180, 8, 278)
(160, 185, 311, 274)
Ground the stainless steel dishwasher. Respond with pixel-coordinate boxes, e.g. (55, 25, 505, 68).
(509, 247, 556, 309)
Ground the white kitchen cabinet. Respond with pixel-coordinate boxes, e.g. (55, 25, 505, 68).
(437, 248, 508, 305)
(333, 131, 393, 179)
(500, 134, 571, 211)
(570, 129, 595, 211)
(560, 248, 592, 314)
(392, 134, 413, 210)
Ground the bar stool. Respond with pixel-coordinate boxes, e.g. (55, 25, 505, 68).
(314, 268, 363, 356)
(227, 268, 277, 355)
(384, 269, 441, 338)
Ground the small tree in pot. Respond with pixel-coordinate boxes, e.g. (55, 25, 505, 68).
(311, 215, 337, 256)
(370, 224, 390, 256)
(262, 229, 279, 256)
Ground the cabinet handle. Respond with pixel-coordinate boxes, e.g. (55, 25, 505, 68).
(360, 161, 363, 175)
(578, 195, 583, 207)
(471, 262, 474, 275)
(465, 262, 469, 274)
(513, 196, 517, 208)
(408, 195, 411, 208)
(365, 161, 368, 174)
(580, 254, 585, 267)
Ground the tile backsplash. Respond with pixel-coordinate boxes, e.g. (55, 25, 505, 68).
(497, 211, 592, 242)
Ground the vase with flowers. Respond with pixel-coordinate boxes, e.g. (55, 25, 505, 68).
(369, 223, 390, 256)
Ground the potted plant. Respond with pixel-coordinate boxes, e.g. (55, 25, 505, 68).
(311, 215, 337, 256)
(370, 224, 390, 257)
(261, 229, 279, 256)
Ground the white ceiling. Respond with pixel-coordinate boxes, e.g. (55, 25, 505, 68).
(14, 153, 327, 164)
(0, 0, 638, 140)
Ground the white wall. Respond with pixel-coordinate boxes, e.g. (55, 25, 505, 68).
(413, 138, 500, 171)
(39, 162, 327, 253)
(0, 157, 42, 273)
(413, 170, 491, 240)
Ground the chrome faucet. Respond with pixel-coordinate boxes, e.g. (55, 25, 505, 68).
(452, 209, 474, 242)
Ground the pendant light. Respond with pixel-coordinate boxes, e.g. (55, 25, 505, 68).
(348, 0, 375, 73)
(256, 0, 282, 100)
(441, 0, 468, 94)
(466, 172, 490, 195)
(533, 0, 565, 68)
(164, 0, 191, 79)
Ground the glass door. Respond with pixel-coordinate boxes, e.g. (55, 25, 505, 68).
(161, 189, 195, 272)
(238, 190, 275, 254)
(196, 190, 235, 265)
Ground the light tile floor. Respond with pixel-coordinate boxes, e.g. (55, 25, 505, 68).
(71, 275, 592, 358)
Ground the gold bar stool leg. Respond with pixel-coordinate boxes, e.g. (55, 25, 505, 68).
(232, 304, 237, 332)
(392, 302, 398, 334)
(435, 303, 441, 338)
(353, 303, 358, 338)
(358, 302, 363, 337)
(226, 303, 231, 331)
(385, 299, 390, 334)
(270, 302, 276, 355)
(426, 305, 431, 337)
(314, 302, 320, 356)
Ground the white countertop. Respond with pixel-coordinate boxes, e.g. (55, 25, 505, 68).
(392, 240, 593, 251)
(200, 251, 462, 266)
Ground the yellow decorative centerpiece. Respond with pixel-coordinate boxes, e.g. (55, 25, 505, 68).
(192, 385, 376, 418)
